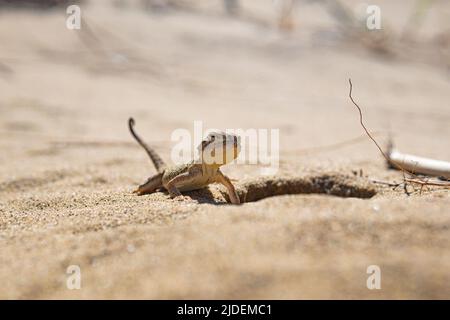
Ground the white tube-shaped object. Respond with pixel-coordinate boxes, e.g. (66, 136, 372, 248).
(388, 149, 450, 179)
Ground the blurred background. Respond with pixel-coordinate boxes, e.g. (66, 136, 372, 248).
(0, 0, 449, 299)
(1, 0, 449, 175)
(1, 0, 449, 154)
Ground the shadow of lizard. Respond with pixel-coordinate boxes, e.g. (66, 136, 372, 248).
(177, 172, 377, 204)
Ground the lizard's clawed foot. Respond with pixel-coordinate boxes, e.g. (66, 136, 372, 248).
(230, 198, 240, 205)
(229, 195, 241, 205)
(227, 190, 241, 205)
(168, 187, 182, 199)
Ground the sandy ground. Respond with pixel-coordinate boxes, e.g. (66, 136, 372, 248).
(0, 0, 449, 299)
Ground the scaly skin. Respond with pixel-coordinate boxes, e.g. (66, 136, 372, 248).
(129, 118, 241, 204)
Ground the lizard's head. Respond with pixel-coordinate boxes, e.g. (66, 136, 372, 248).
(198, 131, 241, 166)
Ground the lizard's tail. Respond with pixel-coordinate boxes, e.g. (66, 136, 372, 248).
(128, 118, 166, 173)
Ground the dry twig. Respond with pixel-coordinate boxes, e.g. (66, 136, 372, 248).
(348, 79, 450, 194)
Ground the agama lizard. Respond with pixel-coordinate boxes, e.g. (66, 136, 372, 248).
(128, 118, 241, 204)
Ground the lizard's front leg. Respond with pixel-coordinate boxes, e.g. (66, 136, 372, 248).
(216, 170, 240, 205)
(164, 169, 202, 200)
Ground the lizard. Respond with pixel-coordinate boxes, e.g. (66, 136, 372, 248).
(128, 118, 241, 204)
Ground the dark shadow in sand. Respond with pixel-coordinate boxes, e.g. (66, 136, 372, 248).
(157, 173, 378, 205)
